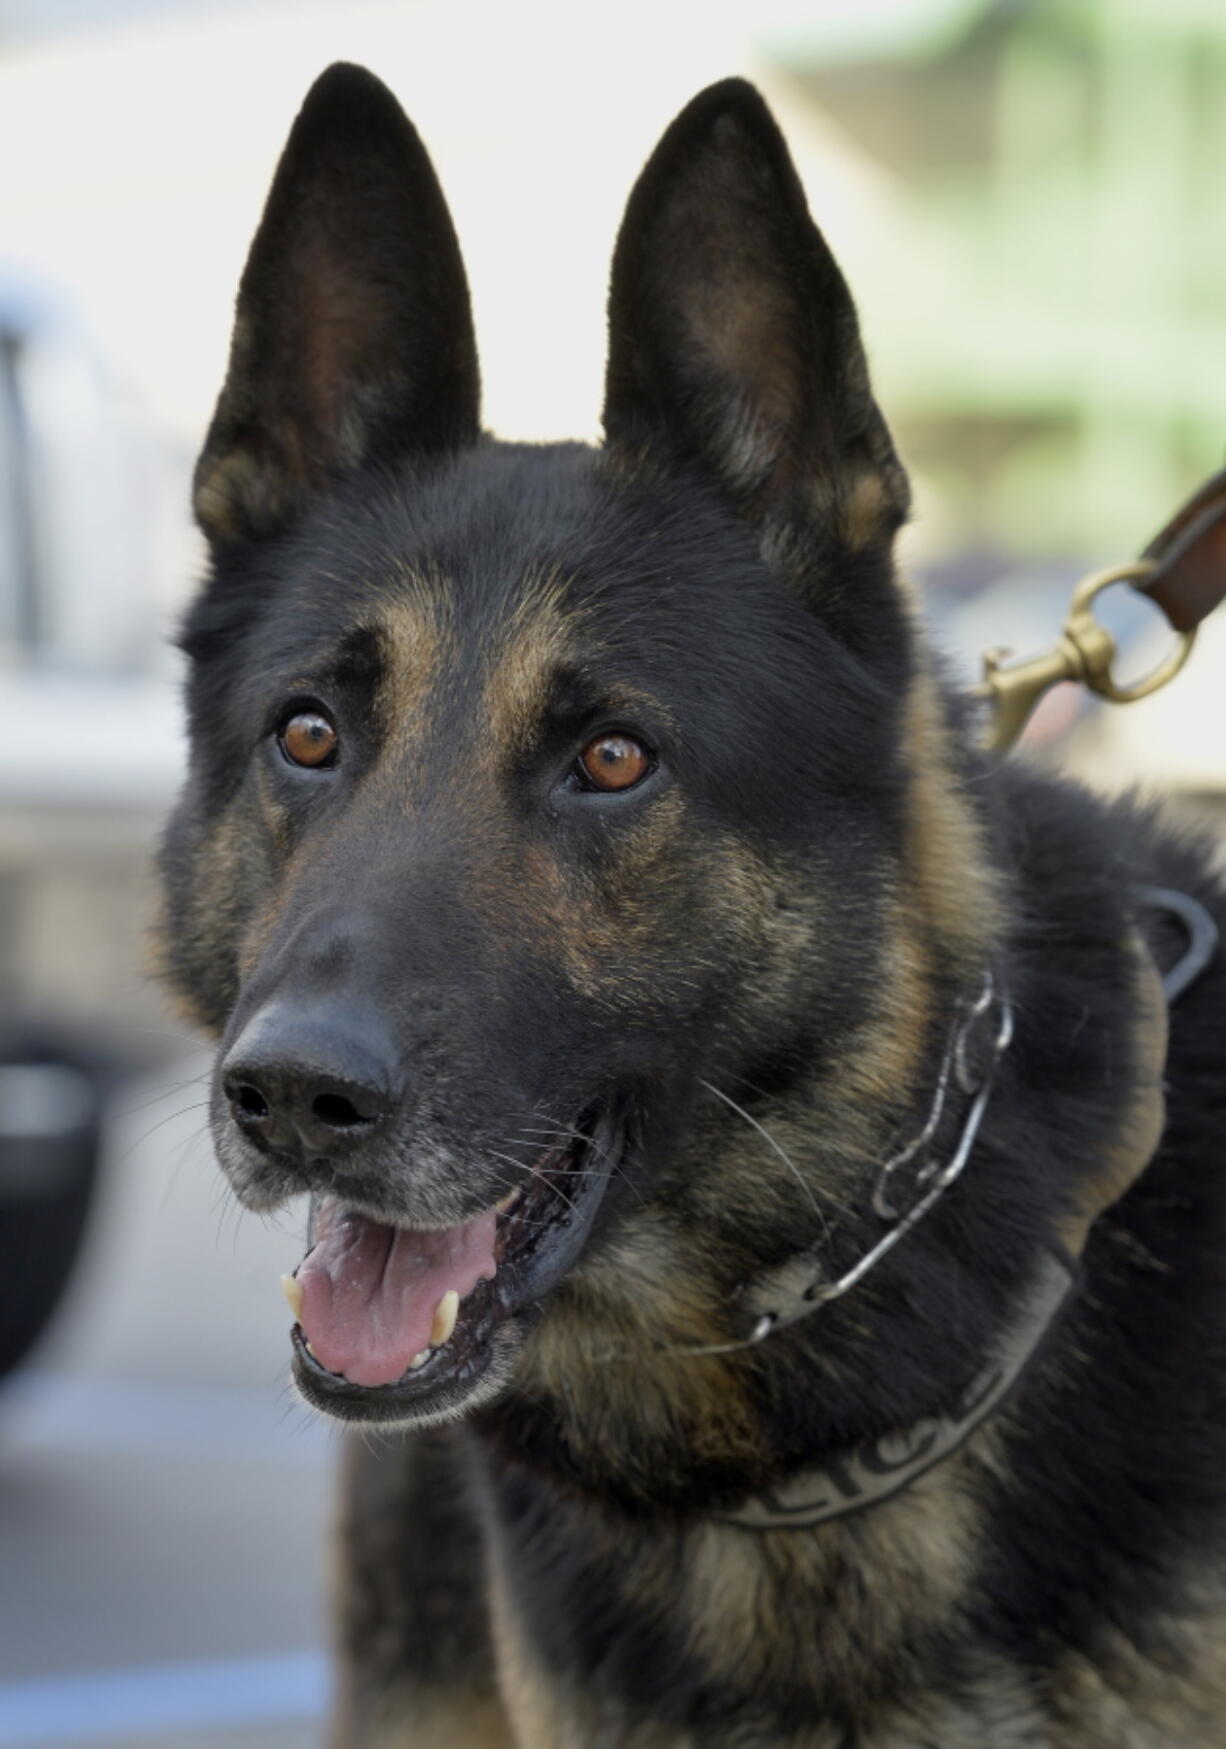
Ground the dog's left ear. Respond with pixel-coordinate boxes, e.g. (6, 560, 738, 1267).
(194, 63, 480, 545)
(603, 80, 909, 572)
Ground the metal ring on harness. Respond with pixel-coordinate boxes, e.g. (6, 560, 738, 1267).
(1133, 885, 1220, 1004)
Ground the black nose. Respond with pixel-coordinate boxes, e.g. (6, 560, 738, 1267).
(220, 1001, 397, 1160)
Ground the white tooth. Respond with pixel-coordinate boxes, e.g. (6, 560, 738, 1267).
(496, 1188, 523, 1214)
(303, 1337, 318, 1359)
(280, 1274, 303, 1322)
(430, 1289, 460, 1347)
(409, 1349, 431, 1370)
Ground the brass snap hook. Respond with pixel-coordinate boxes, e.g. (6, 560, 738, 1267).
(977, 559, 1198, 752)
(1067, 561, 1198, 702)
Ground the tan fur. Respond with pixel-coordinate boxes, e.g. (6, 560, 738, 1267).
(481, 567, 580, 757)
(522, 1219, 761, 1471)
(510, 799, 777, 1030)
(819, 649, 999, 1157)
(374, 584, 452, 763)
(512, 794, 693, 1007)
(1058, 928, 1168, 1258)
(193, 309, 313, 539)
(481, 1435, 1004, 1747)
(841, 471, 895, 551)
(1047, 1606, 1226, 1748)
(487, 1543, 582, 1749)
(831, 898, 933, 1119)
(350, 1691, 516, 1749)
(901, 658, 1000, 966)
(683, 1440, 985, 1699)
(484, 1569, 1226, 1749)
(143, 896, 221, 1037)
(164, 812, 256, 1028)
(193, 443, 294, 544)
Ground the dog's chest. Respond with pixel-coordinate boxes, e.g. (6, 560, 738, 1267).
(483, 1456, 1010, 1745)
(482, 1461, 1226, 1748)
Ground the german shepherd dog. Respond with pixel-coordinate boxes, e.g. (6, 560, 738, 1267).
(160, 64, 1226, 1747)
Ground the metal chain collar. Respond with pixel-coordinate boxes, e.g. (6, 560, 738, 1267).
(682, 972, 1014, 1357)
(684, 887, 1215, 1362)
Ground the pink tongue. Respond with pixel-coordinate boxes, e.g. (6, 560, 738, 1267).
(296, 1201, 498, 1387)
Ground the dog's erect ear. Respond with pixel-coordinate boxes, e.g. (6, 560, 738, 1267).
(194, 64, 479, 544)
(603, 80, 908, 560)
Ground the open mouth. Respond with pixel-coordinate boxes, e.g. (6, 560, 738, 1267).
(284, 1106, 621, 1423)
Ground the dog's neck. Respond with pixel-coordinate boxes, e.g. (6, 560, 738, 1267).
(716, 897, 1200, 1532)
(717, 1241, 1078, 1530)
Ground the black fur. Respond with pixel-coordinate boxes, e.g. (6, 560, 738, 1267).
(161, 66, 1226, 1747)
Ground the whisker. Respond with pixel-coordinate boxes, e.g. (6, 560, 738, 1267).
(511, 1109, 644, 1205)
(510, 1112, 636, 1182)
(699, 1079, 831, 1242)
(124, 1099, 212, 1163)
(484, 1147, 582, 1218)
(513, 1107, 614, 1156)
(514, 1121, 594, 1148)
(118, 1071, 211, 1119)
(154, 1120, 215, 1211)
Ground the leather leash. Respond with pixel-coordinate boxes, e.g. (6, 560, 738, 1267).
(1141, 464, 1226, 633)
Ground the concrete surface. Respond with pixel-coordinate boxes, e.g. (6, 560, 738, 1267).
(0, 1053, 341, 1747)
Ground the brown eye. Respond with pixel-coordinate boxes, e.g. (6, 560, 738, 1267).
(576, 733, 652, 792)
(279, 710, 338, 769)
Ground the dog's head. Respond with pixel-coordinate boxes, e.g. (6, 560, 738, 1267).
(162, 66, 1000, 1446)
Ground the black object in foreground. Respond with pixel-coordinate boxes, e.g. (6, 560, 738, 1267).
(0, 1034, 103, 1379)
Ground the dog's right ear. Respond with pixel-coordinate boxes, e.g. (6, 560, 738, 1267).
(194, 64, 479, 545)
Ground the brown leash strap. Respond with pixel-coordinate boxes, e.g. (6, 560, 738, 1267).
(1140, 465, 1226, 634)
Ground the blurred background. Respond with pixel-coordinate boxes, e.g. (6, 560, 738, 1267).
(0, 1, 1222, 1744)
